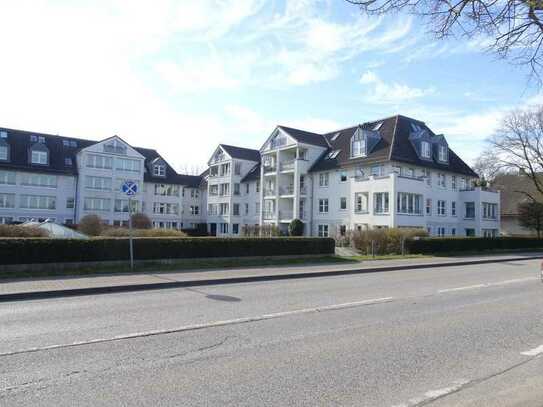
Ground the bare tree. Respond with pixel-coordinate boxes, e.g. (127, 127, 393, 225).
(488, 105, 543, 198)
(472, 150, 504, 182)
(345, 0, 543, 80)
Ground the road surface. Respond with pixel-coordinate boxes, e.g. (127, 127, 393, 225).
(1, 259, 542, 406)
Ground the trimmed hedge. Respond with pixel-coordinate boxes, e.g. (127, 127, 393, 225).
(406, 237, 543, 254)
(0, 237, 335, 265)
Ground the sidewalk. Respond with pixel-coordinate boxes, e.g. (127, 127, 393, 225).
(1, 252, 542, 302)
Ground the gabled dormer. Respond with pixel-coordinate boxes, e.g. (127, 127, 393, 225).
(0, 130, 9, 161)
(260, 127, 295, 152)
(29, 139, 50, 166)
(150, 157, 167, 178)
(208, 145, 230, 166)
(350, 127, 380, 158)
(432, 134, 449, 164)
(408, 126, 433, 161)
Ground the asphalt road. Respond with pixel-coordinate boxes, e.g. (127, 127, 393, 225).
(1, 259, 542, 406)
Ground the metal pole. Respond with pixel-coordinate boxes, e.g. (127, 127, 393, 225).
(128, 197, 134, 270)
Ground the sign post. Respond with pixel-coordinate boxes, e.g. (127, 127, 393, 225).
(121, 180, 138, 270)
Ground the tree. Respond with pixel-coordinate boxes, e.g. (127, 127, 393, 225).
(518, 201, 543, 237)
(131, 212, 152, 229)
(288, 218, 304, 236)
(487, 105, 543, 199)
(78, 214, 103, 236)
(345, 0, 543, 80)
(472, 150, 503, 183)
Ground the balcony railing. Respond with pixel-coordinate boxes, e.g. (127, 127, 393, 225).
(263, 164, 276, 173)
(264, 188, 275, 197)
(279, 210, 293, 220)
(280, 185, 294, 195)
(263, 211, 275, 220)
(280, 160, 295, 171)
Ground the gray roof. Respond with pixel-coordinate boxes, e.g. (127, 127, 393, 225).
(219, 144, 260, 162)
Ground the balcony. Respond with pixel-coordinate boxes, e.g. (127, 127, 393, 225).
(264, 188, 276, 197)
(263, 211, 275, 220)
(279, 210, 293, 221)
(263, 164, 276, 173)
(279, 185, 294, 196)
(280, 160, 295, 171)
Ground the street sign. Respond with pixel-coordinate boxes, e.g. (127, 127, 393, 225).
(121, 180, 138, 196)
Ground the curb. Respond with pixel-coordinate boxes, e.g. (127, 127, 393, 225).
(1, 255, 542, 303)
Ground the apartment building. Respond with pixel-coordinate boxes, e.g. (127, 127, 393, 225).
(0, 114, 500, 237)
(0, 128, 203, 228)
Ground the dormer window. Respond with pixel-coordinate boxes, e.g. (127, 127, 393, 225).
(31, 149, 48, 165)
(421, 141, 431, 159)
(351, 130, 366, 158)
(326, 150, 340, 159)
(0, 144, 8, 161)
(153, 164, 166, 177)
(438, 145, 448, 162)
(103, 139, 127, 155)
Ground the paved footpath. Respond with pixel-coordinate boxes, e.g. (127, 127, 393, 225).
(1, 252, 542, 298)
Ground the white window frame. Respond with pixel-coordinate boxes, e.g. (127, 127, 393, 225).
(31, 150, 48, 165)
(340, 197, 347, 211)
(318, 224, 329, 237)
(0, 145, 8, 161)
(319, 198, 329, 213)
(437, 200, 446, 216)
(351, 130, 366, 158)
(421, 141, 431, 158)
(319, 173, 329, 187)
(153, 164, 165, 177)
(374, 192, 389, 214)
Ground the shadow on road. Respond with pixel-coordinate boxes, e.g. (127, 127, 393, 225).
(185, 287, 242, 302)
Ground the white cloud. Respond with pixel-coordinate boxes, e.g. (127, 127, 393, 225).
(360, 71, 435, 103)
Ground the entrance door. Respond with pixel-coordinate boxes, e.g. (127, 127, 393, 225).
(209, 223, 217, 236)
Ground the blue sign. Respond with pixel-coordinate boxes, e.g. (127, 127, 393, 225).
(121, 181, 138, 196)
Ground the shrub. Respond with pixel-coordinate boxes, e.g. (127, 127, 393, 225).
(351, 228, 428, 255)
(0, 224, 49, 238)
(131, 213, 152, 229)
(406, 236, 543, 254)
(101, 228, 187, 238)
(288, 219, 304, 236)
(0, 237, 335, 265)
(78, 215, 103, 236)
(241, 224, 280, 237)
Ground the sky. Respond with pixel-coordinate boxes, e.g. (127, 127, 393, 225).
(0, 0, 540, 173)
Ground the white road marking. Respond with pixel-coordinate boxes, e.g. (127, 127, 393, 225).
(521, 344, 543, 356)
(392, 380, 470, 406)
(0, 296, 394, 357)
(438, 277, 537, 294)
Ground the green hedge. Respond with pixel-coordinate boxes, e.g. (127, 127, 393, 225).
(406, 237, 543, 254)
(0, 237, 335, 265)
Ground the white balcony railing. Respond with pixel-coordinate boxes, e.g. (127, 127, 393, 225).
(280, 160, 295, 171)
(264, 188, 275, 197)
(280, 185, 294, 195)
(279, 210, 293, 220)
(263, 164, 276, 173)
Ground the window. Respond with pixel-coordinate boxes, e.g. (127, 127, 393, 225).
(86, 176, 112, 191)
(451, 201, 457, 216)
(319, 173, 329, 187)
(437, 200, 446, 216)
(233, 204, 240, 216)
(437, 227, 446, 237)
(452, 176, 457, 190)
(256, 180, 260, 193)
(255, 202, 260, 215)
(374, 192, 389, 214)
(426, 199, 432, 215)
(351, 129, 366, 157)
(340, 197, 347, 210)
(87, 154, 113, 169)
(371, 165, 383, 177)
(482, 202, 498, 219)
(438, 173, 446, 188)
(234, 183, 240, 195)
(154, 184, 180, 196)
(66, 198, 75, 209)
(191, 205, 200, 215)
(0, 216, 13, 224)
(153, 202, 178, 215)
(0, 145, 8, 161)
(220, 203, 229, 215)
(208, 204, 217, 216)
(83, 198, 110, 211)
(424, 169, 431, 186)
(20, 195, 56, 210)
(465, 228, 475, 237)
(465, 202, 475, 219)
(245, 203, 249, 215)
(327, 150, 340, 159)
(0, 170, 16, 185)
(234, 162, 241, 175)
(483, 229, 498, 238)
(219, 163, 230, 176)
(31, 150, 48, 165)
(421, 141, 431, 158)
(220, 184, 229, 196)
(451, 228, 456, 236)
(319, 199, 329, 213)
(62, 140, 70, 147)
(115, 199, 139, 213)
(103, 139, 127, 154)
(0, 193, 15, 208)
(30, 135, 38, 142)
(339, 225, 347, 236)
(355, 193, 369, 213)
(116, 158, 140, 172)
(191, 189, 199, 199)
(232, 224, 239, 234)
(220, 223, 229, 234)
(318, 224, 329, 237)
(340, 171, 348, 182)
(245, 183, 250, 194)
(459, 177, 467, 190)
(65, 158, 73, 166)
(21, 173, 57, 188)
(38, 136, 45, 143)
(438, 145, 448, 161)
(0, 130, 7, 138)
(397, 193, 423, 215)
(153, 164, 165, 176)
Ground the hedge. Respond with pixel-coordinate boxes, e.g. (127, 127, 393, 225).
(406, 237, 543, 254)
(0, 237, 335, 265)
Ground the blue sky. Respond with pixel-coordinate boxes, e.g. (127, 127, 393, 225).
(0, 0, 539, 172)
